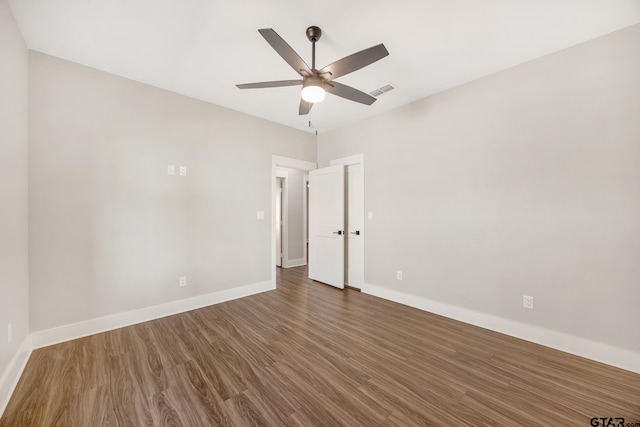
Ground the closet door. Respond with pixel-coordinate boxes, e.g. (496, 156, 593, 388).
(346, 163, 364, 288)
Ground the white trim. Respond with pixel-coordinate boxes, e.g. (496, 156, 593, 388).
(362, 283, 640, 375)
(31, 280, 274, 349)
(271, 156, 316, 284)
(281, 175, 289, 268)
(284, 258, 306, 268)
(303, 174, 309, 265)
(273, 156, 316, 172)
(329, 153, 364, 167)
(275, 172, 287, 268)
(0, 336, 32, 418)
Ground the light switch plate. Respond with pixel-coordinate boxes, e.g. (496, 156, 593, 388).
(367, 211, 373, 220)
(167, 165, 175, 175)
(257, 211, 265, 220)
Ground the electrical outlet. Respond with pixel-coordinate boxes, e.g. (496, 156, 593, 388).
(396, 270, 403, 280)
(167, 165, 175, 175)
(179, 276, 187, 287)
(179, 166, 187, 176)
(8, 323, 13, 344)
(523, 295, 534, 309)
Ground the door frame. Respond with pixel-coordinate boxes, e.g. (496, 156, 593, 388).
(303, 174, 309, 263)
(329, 153, 365, 288)
(271, 156, 316, 284)
(275, 173, 287, 267)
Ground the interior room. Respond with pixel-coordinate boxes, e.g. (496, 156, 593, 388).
(1, 0, 639, 425)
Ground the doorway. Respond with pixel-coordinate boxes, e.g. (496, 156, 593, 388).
(276, 167, 309, 269)
(271, 156, 317, 284)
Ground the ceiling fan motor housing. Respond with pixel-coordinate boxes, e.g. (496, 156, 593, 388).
(306, 26, 322, 43)
(303, 75, 325, 89)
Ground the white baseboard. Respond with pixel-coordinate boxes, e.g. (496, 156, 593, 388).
(362, 283, 640, 375)
(284, 258, 306, 268)
(0, 336, 32, 418)
(31, 280, 275, 349)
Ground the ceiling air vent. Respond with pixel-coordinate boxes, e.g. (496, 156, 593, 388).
(369, 84, 395, 97)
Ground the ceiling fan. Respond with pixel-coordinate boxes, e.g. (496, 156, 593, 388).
(236, 26, 389, 115)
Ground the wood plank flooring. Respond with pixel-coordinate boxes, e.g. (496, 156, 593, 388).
(2, 266, 639, 426)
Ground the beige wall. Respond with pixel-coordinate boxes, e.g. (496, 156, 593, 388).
(28, 52, 316, 331)
(0, 0, 29, 384)
(318, 24, 640, 353)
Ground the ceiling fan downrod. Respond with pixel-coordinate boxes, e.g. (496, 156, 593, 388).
(306, 26, 322, 70)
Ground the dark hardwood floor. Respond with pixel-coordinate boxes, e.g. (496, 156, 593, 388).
(2, 266, 639, 426)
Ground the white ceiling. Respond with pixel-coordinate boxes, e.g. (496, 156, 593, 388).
(9, 0, 640, 134)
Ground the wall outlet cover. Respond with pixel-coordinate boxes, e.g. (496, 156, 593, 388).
(179, 276, 187, 287)
(523, 295, 534, 309)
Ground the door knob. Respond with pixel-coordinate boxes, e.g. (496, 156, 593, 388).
(350, 230, 360, 235)
(332, 231, 343, 235)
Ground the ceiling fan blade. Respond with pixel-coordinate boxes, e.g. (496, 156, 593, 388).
(325, 81, 377, 105)
(259, 28, 311, 76)
(299, 99, 313, 115)
(319, 44, 389, 81)
(236, 80, 302, 89)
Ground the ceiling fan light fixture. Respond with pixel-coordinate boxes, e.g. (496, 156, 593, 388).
(301, 77, 325, 103)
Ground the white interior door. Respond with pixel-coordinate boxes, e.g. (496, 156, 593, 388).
(346, 163, 364, 288)
(309, 165, 345, 289)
